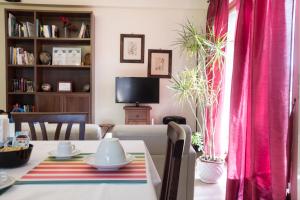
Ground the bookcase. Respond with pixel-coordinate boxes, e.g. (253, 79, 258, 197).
(5, 9, 94, 122)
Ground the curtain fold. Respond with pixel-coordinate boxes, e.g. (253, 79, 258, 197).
(226, 0, 294, 199)
(205, 0, 229, 157)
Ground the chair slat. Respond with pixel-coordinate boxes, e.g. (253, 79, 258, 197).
(79, 122, 85, 140)
(54, 123, 63, 140)
(28, 122, 37, 140)
(65, 123, 73, 140)
(39, 122, 48, 140)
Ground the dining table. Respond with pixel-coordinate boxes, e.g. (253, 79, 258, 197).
(0, 140, 161, 200)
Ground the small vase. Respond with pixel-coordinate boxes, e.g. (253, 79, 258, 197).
(64, 27, 68, 38)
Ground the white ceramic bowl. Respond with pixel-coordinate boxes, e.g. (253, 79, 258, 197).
(95, 138, 126, 165)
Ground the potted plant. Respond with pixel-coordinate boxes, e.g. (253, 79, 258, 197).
(191, 132, 204, 157)
(170, 20, 226, 183)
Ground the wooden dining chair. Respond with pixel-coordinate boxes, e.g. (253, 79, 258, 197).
(160, 121, 186, 200)
(12, 112, 87, 140)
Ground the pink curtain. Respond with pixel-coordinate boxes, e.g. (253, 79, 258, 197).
(226, 0, 294, 199)
(205, 0, 228, 157)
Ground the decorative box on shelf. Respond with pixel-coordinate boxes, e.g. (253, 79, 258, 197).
(52, 47, 81, 66)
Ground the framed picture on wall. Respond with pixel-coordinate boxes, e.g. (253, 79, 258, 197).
(120, 34, 145, 63)
(148, 49, 172, 78)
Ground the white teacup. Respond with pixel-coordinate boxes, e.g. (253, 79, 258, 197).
(95, 138, 126, 165)
(57, 141, 75, 156)
(0, 171, 8, 184)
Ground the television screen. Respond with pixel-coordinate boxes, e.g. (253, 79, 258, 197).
(115, 77, 159, 104)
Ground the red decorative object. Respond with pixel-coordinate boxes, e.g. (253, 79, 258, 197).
(59, 16, 70, 28)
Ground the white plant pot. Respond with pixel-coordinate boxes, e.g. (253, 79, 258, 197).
(198, 158, 224, 184)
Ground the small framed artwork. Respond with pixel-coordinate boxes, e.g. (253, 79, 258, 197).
(58, 81, 72, 92)
(148, 49, 172, 78)
(120, 34, 145, 63)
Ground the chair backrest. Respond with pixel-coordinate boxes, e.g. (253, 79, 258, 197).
(12, 112, 87, 140)
(160, 121, 186, 200)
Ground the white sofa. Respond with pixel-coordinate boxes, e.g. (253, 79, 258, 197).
(111, 125, 196, 200)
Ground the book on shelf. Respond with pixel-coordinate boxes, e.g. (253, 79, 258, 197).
(8, 13, 34, 37)
(21, 22, 28, 37)
(78, 22, 86, 38)
(9, 47, 34, 65)
(36, 19, 40, 37)
(43, 25, 51, 38)
(8, 13, 16, 37)
(51, 25, 58, 38)
(26, 22, 34, 37)
(41, 25, 58, 38)
(12, 78, 34, 93)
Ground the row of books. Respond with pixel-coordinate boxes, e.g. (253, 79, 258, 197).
(11, 104, 35, 112)
(39, 24, 59, 38)
(11, 78, 34, 93)
(8, 13, 34, 37)
(37, 22, 90, 38)
(23, 105, 35, 112)
(9, 47, 34, 65)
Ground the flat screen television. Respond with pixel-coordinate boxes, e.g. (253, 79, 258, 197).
(115, 77, 159, 105)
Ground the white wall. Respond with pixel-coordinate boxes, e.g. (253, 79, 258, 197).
(94, 7, 207, 129)
(0, 0, 207, 9)
(0, 2, 208, 130)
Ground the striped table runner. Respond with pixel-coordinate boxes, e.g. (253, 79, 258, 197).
(16, 153, 147, 184)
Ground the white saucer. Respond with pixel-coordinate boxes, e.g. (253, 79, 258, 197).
(48, 149, 81, 159)
(86, 154, 134, 171)
(0, 176, 15, 191)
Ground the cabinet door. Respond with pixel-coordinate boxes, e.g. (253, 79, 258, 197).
(36, 94, 63, 112)
(63, 94, 90, 113)
(64, 94, 90, 121)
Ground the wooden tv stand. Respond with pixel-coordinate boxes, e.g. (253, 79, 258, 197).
(123, 106, 152, 124)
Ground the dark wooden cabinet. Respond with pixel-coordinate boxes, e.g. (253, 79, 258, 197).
(36, 93, 62, 112)
(5, 9, 94, 122)
(36, 93, 90, 121)
(64, 94, 90, 113)
(124, 106, 151, 124)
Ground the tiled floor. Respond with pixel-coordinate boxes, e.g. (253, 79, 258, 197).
(194, 159, 227, 200)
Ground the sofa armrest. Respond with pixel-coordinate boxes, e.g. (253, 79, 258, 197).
(112, 125, 192, 155)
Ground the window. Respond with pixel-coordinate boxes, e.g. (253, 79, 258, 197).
(219, 3, 238, 155)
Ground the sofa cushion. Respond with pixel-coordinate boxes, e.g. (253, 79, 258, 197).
(112, 125, 192, 155)
(21, 123, 101, 140)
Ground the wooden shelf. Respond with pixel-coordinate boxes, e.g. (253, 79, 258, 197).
(7, 37, 90, 41)
(8, 92, 35, 95)
(37, 65, 90, 69)
(7, 37, 35, 40)
(36, 92, 90, 95)
(5, 9, 93, 122)
(37, 37, 91, 42)
(8, 64, 34, 68)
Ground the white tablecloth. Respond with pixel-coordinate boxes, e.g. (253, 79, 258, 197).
(0, 140, 161, 200)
